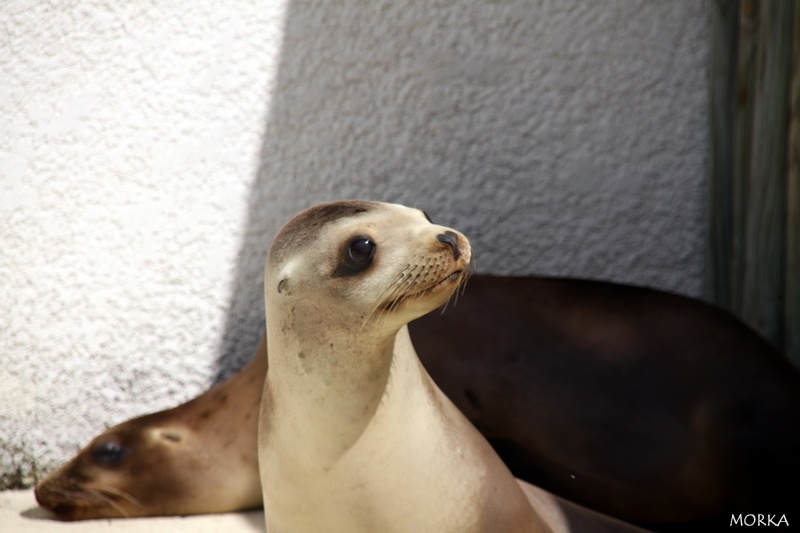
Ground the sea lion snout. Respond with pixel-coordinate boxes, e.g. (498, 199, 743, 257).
(436, 231, 462, 260)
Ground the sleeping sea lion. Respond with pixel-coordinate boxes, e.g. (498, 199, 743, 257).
(34, 338, 266, 520)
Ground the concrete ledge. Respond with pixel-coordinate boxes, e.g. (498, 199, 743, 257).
(0, 491, 265, 532)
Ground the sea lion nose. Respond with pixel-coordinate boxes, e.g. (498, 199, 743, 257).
(436, 231, 461, 260)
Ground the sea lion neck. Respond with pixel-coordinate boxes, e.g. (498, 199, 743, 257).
(262, 317, 402, 468)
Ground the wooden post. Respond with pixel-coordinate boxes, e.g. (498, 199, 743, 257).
(707, 0, 739, 310)
(731, 0, 758, 312)
(787, 4, 800, 366)
(740, 0, 793, 346)
(708, 0, 798, 364)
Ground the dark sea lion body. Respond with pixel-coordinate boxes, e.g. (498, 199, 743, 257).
(411, 275, 800, 529)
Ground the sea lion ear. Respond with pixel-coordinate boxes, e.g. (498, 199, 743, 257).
(277, 262, 295, 294)
(278, 278, 289, 294)
(159, 431, 183, 443)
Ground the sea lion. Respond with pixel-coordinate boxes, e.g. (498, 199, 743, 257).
(33, 321, 645, 533)
(34, 275, 800, 529)
(258, 200, 549, 533)
(412, 275, 800, 530)
(257, 200, 648, 533)
(34, 337, 266, 521)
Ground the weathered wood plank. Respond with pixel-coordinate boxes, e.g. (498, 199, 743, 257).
(740, 0, 793, 346)
(706, 0, 740, 309)
(730, 0, 758, 313)
(786, 3, 800, 366)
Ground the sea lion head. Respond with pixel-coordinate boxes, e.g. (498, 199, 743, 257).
(35, 406, 260, 520)
(35, 417, 193, 520)
(265, 200, 472, 338)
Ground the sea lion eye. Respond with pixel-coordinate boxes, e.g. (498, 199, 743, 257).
(333, 236, 376, 277)
(90, 440, 130, 467)
(348, 237, 375, 263)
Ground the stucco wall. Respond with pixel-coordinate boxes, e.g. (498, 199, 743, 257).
(0, 1, 709, 488)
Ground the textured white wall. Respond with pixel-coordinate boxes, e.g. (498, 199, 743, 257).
(0, 1, 709, 487)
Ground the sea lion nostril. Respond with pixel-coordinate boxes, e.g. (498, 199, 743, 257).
(436, 231, 461, 260)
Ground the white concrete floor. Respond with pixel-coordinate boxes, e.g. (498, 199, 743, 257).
(0, 490, 265, 532)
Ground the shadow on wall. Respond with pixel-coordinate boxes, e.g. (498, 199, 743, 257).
(213, 1, 708, 380)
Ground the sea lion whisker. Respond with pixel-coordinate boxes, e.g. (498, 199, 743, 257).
(386, 261, 470, 316)
(455, 270, 471, 300)
(442, 275, 466, 313)
(391, 278, 429, 313)
(45, 485, 87, 506)
(84, 488, 132, 518)
(378, 292, 404, 318)
(365, 264, 425, 325)
(47, 486, 74, 499)
(396, 262, 427, 299)
(442, 269, 470, 313)
(382, 264, 418, 294)
(384, 272, 415, 305)
(50, 485, 92, 500)
(364, 279, 406, 326)
(439, 292, 454, 314)
(92, 484, 144, 510)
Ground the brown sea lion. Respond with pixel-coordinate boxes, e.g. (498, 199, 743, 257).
(34, 337, 266, 521)
(35, 277, 800, 529)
